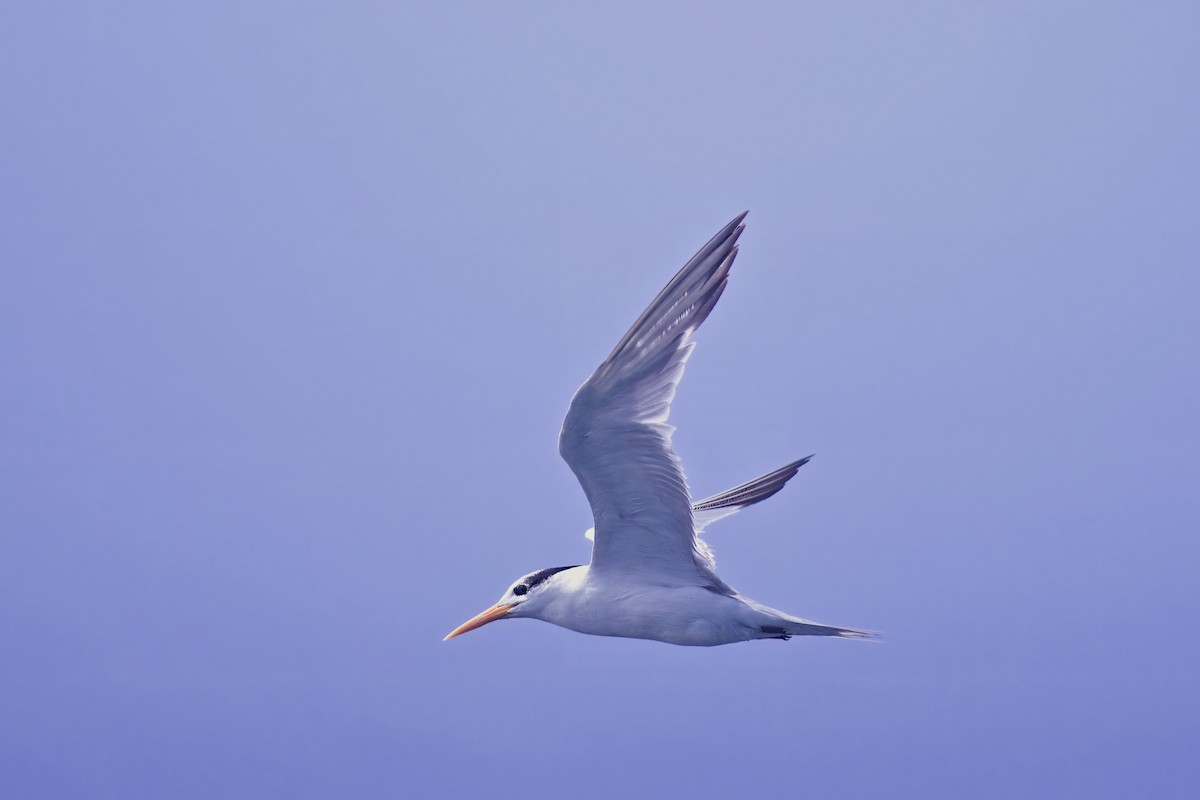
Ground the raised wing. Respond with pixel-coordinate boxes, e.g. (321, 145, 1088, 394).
(692, 457, 812, 530)
(559, 213, 746, 583)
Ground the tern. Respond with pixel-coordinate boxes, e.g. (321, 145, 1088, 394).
(445, 212, 874, 646)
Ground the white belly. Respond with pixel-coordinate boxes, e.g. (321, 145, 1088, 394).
(541, 580, 762, 646)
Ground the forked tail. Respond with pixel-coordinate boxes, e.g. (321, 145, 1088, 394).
(787, 620, 879, 639)
(760, 620, 879, 640)
(747, 598, 880, 641)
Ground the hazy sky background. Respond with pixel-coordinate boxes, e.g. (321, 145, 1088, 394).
(2, 2, 1198, 797)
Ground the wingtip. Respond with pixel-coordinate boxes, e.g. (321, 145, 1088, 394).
(713, 211, 749, 245)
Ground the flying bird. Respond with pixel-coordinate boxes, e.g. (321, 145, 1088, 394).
(445, 212, 874, 646)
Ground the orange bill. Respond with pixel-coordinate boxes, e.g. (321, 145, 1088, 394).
(443, 602, 516, 640)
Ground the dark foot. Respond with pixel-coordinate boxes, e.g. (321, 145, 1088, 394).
(760, 625, 791, 641)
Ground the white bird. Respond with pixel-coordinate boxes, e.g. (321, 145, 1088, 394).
(445, 212, 874, 646)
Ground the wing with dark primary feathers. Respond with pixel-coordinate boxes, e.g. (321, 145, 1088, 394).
(692, 457, 812, 530)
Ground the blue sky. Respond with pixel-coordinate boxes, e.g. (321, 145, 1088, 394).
(2, 2, 1198, 797)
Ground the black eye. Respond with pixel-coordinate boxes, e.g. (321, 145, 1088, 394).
(513, 584, 528, 596)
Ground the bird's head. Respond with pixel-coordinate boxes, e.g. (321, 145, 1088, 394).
(443, 565, 578, 640)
